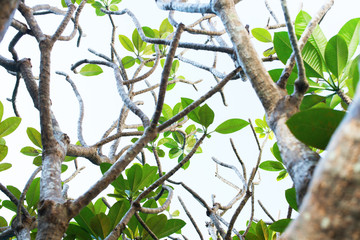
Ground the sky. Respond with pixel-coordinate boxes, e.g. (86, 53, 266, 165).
(0, 0, 359, 238)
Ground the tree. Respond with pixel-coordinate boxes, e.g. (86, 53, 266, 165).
(0, 0, 359, 239)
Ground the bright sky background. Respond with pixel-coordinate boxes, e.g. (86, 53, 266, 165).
(0, 0, 359, 238)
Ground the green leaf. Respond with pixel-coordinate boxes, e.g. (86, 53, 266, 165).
(214, 119, 249, 134)
(325, 35, 348, 78)
(26, 127, 42, 148)
(95, 8, 106, 16)
(79, 64, 103, 76)
(33, 156, 42, 166)
(110, 0, 122, 4)
(91, 1, 103, 9)
(172, 131, 184, 145)
(132, 29, 145, 52)
(137, 164, 158, 190)
(185, 124, 196, 135)
(338, 18, 360, 60)
(0, 216, 7, 227)
(26, 177, 40, 209)
(171, 60, 180, 75)
(119, 35, 135, 52)
(20, 146, 40, 156)
(300, 95, 326, 111)
(7, 185, 21, 199)
(0, 145, 8, 161)
(90, 213, 111, 239)
(169, 148, 182, 159)
(0, 117, 21, 138)
(277, 169, 288, 181)
(0, 163, 11, 172)
(143, 214, 167, 240)
(256, 220, 269, 240)
(263, 47, 275, 57)
(100, 163, 128, 191)
(158, 138, 178, 148)
(285, 187, 298, 211)
(157, 219, 186, 238)
(274, 32, 323, 78)
(109, 4, 118, 11)
(0, 101, 3, 122)
(198, 104, 214, 128)
(143, 45, 155, 55)
(302, 41, 324, 78)
(259, 161, 284, 172)
(251, 28, 272, 43)
(74, 206, 97, 237)
(173, 102, 183, 116)
(286, 108, 345, 149)
(122, 56, 136, 69)
(295, 11, 327, 56)
(61, 164, 68, 173)
(66, 222, 92, 240)
(2, 200, 17, 212)
(108, 200, 130, 229)
(143, 26, 155, 38)
(162, 104, 173, 120)
(126, 164, 143, 193)
(255, 119, 267, 129)
(270, 219, 292, 233)
(270, 142, 282, 162)
(273, 32, 293, 64)
(159, 18, 173, 37)
(180, 98, 201, 124)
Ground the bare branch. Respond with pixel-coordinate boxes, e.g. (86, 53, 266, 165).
(17, 167, 42, 223)
(280, 0, 307, 99)
(158, 67, 241, 132)
(178, 196, 204, 240)
(150, 23, 185, 129)
(258, 200, 276, 222)
(101, 8, 234, 54)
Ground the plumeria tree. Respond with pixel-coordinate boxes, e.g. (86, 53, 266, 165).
(0, 0, 359, 239)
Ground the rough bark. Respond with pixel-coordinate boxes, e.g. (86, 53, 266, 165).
(281, 83, 360, 239)
(0, 0, 19, 43)
(212, 0, 320, 205)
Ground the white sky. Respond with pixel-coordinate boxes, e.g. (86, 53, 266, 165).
(0, 0, 359, 238)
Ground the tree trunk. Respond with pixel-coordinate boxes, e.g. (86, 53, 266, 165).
(0, 0, 19, 42)
(281, 84, 360, 239)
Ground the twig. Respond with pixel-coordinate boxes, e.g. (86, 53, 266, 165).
(17, 167, 41, 223)
(158, 67, 241, 132)
(101, 8, 234, 54)
(168, 11, 225, 36)
(278, 0, 334, 88)
(135, 212, 159, 240)
(0, 183, 30, 218)
(212, 157, 247, 190)
(56, 71, 87, 147)
(63, 166, 85, 184)
(258, 200, 276, 222)
(178, 196, 204, 240)
(230, 138, 246, 181)
(242, 184, 255, 238)
(71, 59, 150, 128)
(150, 23, 185, 129)
(248, 119, 260, 150)
(280, 0, 307, 99)
(264, 0, 279, 24)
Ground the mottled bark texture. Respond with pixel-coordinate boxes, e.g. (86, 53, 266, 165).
(280, 84, 360, 239)
(0, 0, 19, 43)
(213, 0, 319, 206)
